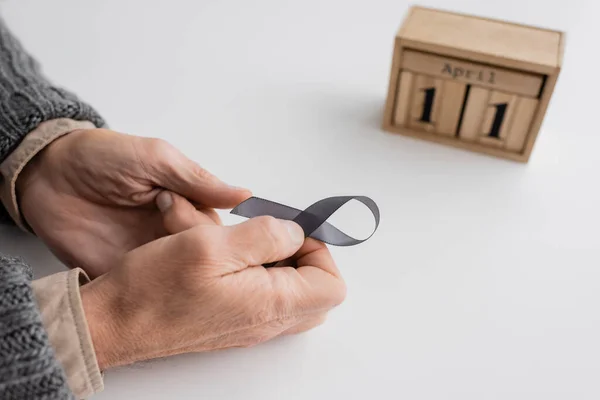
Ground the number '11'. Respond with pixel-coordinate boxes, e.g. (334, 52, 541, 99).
(418, 85, 508, 139)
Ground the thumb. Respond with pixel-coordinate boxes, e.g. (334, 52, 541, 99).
(223, 216, 305, 269)
(156, 191, 216, 234)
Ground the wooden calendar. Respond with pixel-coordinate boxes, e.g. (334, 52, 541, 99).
(382, 6, 565, 162)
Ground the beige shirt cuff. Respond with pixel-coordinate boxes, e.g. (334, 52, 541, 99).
(32, 269, 104, 399)
(0, 118, 104, 398)
(0, 118, 96, 230)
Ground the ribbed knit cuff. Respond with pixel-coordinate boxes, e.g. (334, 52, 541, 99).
(0, 255, 74, 399)
(0, 16, 106, 164)
(0, 16, 106, 226)
(0, 15, 105, 162)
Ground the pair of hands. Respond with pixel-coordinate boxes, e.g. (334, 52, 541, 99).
(17, 128, 346, 369)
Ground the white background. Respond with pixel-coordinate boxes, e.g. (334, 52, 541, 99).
(0, 0, 599, 399)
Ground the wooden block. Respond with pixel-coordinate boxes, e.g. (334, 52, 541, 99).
(478, 91, 518, 148)
(458, 87, 489, 142)
(382, 5, 565, 162)
(407, 74, 444, 132)
(436, 80, 467, 137)
(505, 97, 539, 152)
(393, 71, 414, 127)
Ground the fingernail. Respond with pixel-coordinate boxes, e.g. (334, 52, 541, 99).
(282, 220, 304, 246)
(156, 192, 173, 212)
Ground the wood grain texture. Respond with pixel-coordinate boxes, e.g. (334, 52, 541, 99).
(399, 38, 556, 75)
(520, 72, 560, 160)
(436, 80, 466, 136)
(458, 87, 489, 142)
(505, 97, 539, 152)
(382, 38, 406, 130)
(393, 70, 414, 127)
(400, 6, 562, 69)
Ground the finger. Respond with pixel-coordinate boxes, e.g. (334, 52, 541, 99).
(295, 239, 343, 279)
(197, 207, 222, 225)
(266, 240, 340, 276)
(190, 202, 223, 225)
(281, 313, 327, 335)
(268, 266, 346, 317)
(251, 238, 334, 269)
(141, 138, 252, 208)
(157, 191, 217, 234)
(266, 242, 346, 314)
(224, 216, 305, 268)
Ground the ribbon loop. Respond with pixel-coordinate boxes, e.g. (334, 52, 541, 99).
(230, 196, 380, 247)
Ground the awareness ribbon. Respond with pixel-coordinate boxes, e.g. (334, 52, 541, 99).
(231, 196, 380, 266)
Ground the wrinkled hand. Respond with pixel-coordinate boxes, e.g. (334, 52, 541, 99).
(17, 128, 251, 277)
(81, 191, 346, 369)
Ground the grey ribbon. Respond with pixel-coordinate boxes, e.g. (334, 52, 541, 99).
(231, 196, 380, 248)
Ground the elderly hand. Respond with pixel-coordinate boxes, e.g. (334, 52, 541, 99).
(17, 128, 251, 277)
(80, 191, 346, 369)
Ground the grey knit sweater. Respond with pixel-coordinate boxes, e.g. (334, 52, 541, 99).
(0, 15, 105, 400)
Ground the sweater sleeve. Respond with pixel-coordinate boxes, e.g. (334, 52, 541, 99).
(0, 12, 105, 399)
(0, 256, 74, 399)
(0, 15, 106, 225)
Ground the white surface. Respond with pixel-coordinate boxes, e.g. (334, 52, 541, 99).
(0, 0, 599, 399)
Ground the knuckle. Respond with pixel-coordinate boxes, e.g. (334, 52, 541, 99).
(250, 308, 270, 324)
(256, 215, 280, 234)
(240, 299, 262, 321)
(241, 333, 268, 348)
(181, 229, 206, 254)
(190, 163, 215, 181)
(146, 138, 178, 164)
(241, 319, 289, 347)
(331, 280, 347, 307)
(147, 137, 169, 153)
(240, 340, 255, 349)
(314, 314, 327, 327)
(295, 314, 327, 335)
(255, 216, 284, 246)
(271, 286, 293, 316)
(242, 293, 274, 324)
(181, 227, 222, 261)
(198, 239, 224, 263)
